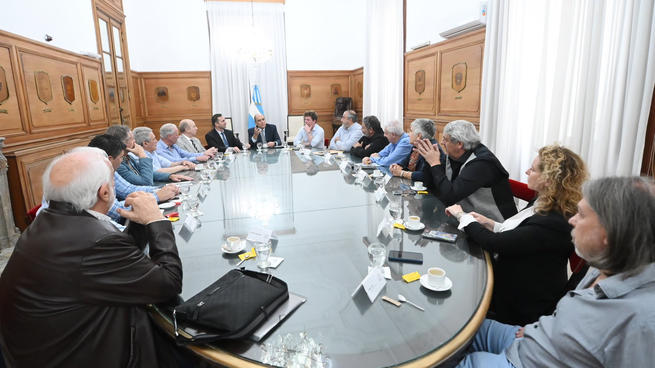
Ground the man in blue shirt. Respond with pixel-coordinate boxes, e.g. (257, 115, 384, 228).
(329, 110, 363, 151)
(293, 110, 324, 149)
(362, 120, 412, 166)
(156, 123, 215, 164)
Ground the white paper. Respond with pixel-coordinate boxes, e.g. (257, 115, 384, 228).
(339, 161, 349, 171)
(362, 174, 372, 186)
(357, 171, 368, 180)
(374, 187, 386, 202)
(368, 266, 392, 280)
(198, 185, 208, 198)
(183, 215, 198, 233)
(194, 164, 204, 171)
(267, 256, 284, 268)
(351, 268, 386, 302)
(377, 218, 390, 237)
(383, 174, 392, 184)
(247, 226, 277, 243)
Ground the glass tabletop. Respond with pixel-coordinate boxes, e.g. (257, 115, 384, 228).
(153, 148, 490, 367)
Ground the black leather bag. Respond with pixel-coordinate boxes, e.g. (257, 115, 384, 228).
(172, 268, 289, 345)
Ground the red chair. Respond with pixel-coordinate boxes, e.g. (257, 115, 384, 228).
(25, 204, 42, 226)
(508, 179, 537, 201)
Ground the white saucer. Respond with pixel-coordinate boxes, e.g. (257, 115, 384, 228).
(405, 222, 425, 231)
(420, 274, 453, 292)
(221, 242, 246, 254)
(412, 186, 427, 191)
(371, 172, 384, 178)
(158, 202, 175, 210)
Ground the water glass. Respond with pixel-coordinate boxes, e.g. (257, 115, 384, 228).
(187, 196, 200, 217)
(255, 241, 272, 268)
(257, 142, 263, 151)
(389, 201, 402, 221)
(201, 169, 211, 184)
(180, 184, 191, 199)
(368, 243, 386, 268)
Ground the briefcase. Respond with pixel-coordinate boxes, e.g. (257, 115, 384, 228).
(172, 268, 289, 345)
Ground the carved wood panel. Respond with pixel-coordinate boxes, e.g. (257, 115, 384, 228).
(82, 66, 107, 124)
(439, 44, 483, 115)
(0, 45, 24, 138)
(141, 72, 211, 117)
(406, 53, 437, 116)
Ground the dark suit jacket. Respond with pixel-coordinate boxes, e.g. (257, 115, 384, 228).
(248, 124, 282, 146)
(350, 130, 389, 158)
(0, 201, 183, 368)
(463, 199, 573, 326)
(205, 128, 243, 152)
(397, 139, 441, 181)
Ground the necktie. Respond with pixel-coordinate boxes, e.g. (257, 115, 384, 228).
(125, 157, 140, 176)
(261, 128, 267, 145)
(220, 132, 229, 147)
(190, 138, 200, 152)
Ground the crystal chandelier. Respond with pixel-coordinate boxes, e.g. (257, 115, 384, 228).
(234, 0, 273, 63)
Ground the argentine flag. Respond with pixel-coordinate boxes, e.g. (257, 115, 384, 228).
(247, 85, 264, 129)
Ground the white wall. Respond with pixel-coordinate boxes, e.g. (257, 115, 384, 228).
(124, 0, 210, 72)
(285, 0, 366, 71)
(406, 0, 482, 52)
(2, 0, 97, 55)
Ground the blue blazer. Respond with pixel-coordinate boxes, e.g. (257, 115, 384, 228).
(117, 155, 170, 185)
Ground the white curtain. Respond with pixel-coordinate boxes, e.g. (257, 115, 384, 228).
(363, 0, 404, 126)
(206, 2, 288, 140)
(480, 0, 655, 180)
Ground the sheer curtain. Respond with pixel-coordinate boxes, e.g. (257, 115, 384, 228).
(206, 2, 288, 140)
(363, 0, 404, 125)
(480, 0, 655, 179)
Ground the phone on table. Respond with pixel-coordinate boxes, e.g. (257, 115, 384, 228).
(388, 250, 423, 264)
(422, 230, 458, 242)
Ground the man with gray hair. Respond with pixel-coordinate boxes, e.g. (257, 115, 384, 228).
(455, 176, 655, 367)
(415, 120, 516, 221)
(0, 148, 183, 367)
(350, 115, 389, 158)
(363, 119, 412, 166)
(177, 119, 206, 154)
(390, 118, 443, 182)
(134, 126, 196, 173)
(329, 110, 363, 151)
(157, 123, 214, 163)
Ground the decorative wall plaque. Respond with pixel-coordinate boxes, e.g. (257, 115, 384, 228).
(34, 71, 53, 105)
(300, 84, 311, 99)
(61, 75, 75, 104)
(88, 79, 99, 104)
(357, 82, 363, 98)
(452, 63, 467, 93)
(330, 84, 342, 98)
(187, 86, 200, 101)
(155, 87, 169, 103)
(0, 66, 8, 105)
(415, 70, 426, 95)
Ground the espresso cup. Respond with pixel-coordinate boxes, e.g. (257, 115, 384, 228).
(373, 169, 382, 176)
(408, 216, 421, 228)
(427, 267, 446, 288)
(414, 181, 424, 189)
(226, 236, 240, 251)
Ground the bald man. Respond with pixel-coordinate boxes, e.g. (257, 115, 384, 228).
(177, 119, 207, 154)
(248, 114, 282, 148)
(0, 148, 182, 367)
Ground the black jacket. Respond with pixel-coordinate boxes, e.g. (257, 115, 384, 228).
(0, 201, 183, 368)
(464, 200, 573, 325)
(350, 130, 389, 158)
(206, 128, 243, 152)
(248, 124, 282, 146)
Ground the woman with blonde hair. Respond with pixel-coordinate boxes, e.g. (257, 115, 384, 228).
(446, 144, 588, 325)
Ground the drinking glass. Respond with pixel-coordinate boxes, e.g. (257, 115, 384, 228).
(255, 241, 272, 268)
(179, 184, 191, 200)
(257, 142, 263, 151)
(187, 196, 200, 217)
(368, 243, 386, 268)
(201, 169, 211, 184)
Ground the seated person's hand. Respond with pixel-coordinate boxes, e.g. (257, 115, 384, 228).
(182, 161, 195, 170)
(196, 155, 209, 162)
(244, 143, 251, 150)
(445, 204, 464, 218)
(415, 139, 441, 166)
(233, 146, 241, 153)
(333, 136, 341, 143)
(304, 125, 312, 134)
(126, 144, 147, 158)
(389, 164, 402, 176)
(515, 327, 525, 338)
(169, 174, 193, 182)
(156, 185, 177, 202)
(470, 212, 495, 231)
(363, 157, 372, 164)
(371, 153, 381, 158)
(118, 192, 165, 225)
(267, 142, 276, 148)
(352, 141, 362, 148)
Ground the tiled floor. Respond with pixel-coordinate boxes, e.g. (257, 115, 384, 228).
(0, 247, 14, 276)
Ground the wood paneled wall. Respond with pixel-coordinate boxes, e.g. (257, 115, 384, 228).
(0, 30, 109, 230)
(404, 29, 485, 140)
(287, 68, 363, 139)
(132, 71, 214, 145)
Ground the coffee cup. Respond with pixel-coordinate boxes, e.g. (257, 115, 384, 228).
(373, 169, 382, 176)
(408, 216, 421, 228)
(427, 267, 446, 288)
(226, 236, 240, 251)
(413, 181, 424, 189)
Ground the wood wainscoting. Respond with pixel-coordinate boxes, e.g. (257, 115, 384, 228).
(404, 29, 485, 139)
(287, 68, 363, 140)
(0, 30, 110, 230)
(132, 71, 214, 145)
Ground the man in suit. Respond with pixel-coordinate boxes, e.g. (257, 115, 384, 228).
(0, 148, 183, 367)
(177, 119, 206, 154)
(248, 113, 281, 148)
(205, 113, 247, 153)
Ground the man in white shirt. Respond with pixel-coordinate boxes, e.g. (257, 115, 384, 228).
(294, 110, 325, 149)
(329, 110, 363, 151)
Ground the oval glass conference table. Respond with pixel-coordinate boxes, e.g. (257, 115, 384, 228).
(149, 148, 493, 368)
